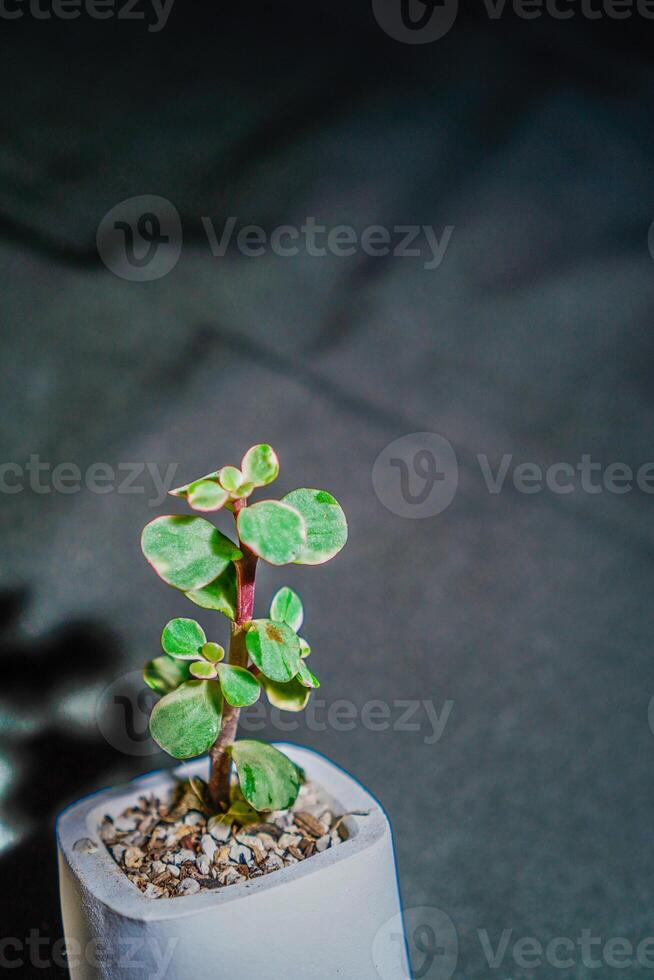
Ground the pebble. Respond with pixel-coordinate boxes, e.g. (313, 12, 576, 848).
(143, 883, 164, 899)
(183, 811, 205, 826)
(218, 867, 242, 886)
(172, 849, 196, 866)
(229, 841, 253, 864)
(114, 818, 138, 833)
(100, 779, 347, 901)
(207, 816, 232, 843)
(200, 834, 217, 861)
(110, 844, 126, 863)
(177, 878, 200, 896)
(196, 856, 211, 876)
(124, 847, 145, 869)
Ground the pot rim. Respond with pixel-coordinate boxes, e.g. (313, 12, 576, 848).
(57, 743, 389, 922)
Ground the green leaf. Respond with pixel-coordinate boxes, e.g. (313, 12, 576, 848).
(161, 618, 206, 660)
(143, 656, 191, 695)
(185, 564, 237, 620)
(230, 741, 301, 812)
(282, 488, 347, 565)
(218, 665, 262, 707)
(169, 469, 219, 497)
(269, 586, 304, 632)
(223, 799, 261, 825)
(149, 681, 222, 759)
(237, 500, 306, 566)
(190, 661, 218, 679)
(142, 515, 242, 591)
(241, 444, 279, 488)
(187, 479, 229, 513)
(297, 660, 320, 689)
(219, 466, 243, 493)
(261, 676, 311, 712)
(245, 619, 301, 682)
(299, 636, 311, 658)
(202, 642, 225, 663)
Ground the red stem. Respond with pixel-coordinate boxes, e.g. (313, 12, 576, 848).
(207, 499, 258, 811)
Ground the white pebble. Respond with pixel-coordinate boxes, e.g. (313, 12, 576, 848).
(177, 878, 200, 896)
(173, 848, 196, 866)
(196, 856, 211, 876)
(200, 834, 217, 861)
(207, 816, 232, 843)
(229, 842, 253, 864)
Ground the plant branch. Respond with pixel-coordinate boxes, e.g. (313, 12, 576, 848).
(208, 501, 258, 811)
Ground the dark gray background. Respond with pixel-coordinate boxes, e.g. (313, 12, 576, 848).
(1, 5, 653, 977)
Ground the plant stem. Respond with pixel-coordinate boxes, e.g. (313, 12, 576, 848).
(208, 501, 258, 811)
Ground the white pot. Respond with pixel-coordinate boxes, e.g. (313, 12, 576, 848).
(57, 743, 409, 980)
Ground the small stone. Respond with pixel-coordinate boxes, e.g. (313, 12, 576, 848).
(294, 811, 328, 838)
(124, 847, 145, 869)
(173, 848, 196, 866)
(151, 861, 167, 876)
(110, 844, 126, 863)
(214, 844, 231, 865)
(183, 811, 205, 826)
(217, 867, 242, 886)
(315, 835, 330, 853)
(238, 835, 266, 862)
(207, 816, 232, 843)
(196, 856, 211, 876)
(114, 817, 138, 833)
(143, 883, 164, 899)
(278, 833, 302, 850)
(266, 853, 284, 871)
(99, 821, 115, 842)
(176, 878, 200, 896)
(257, 833, 277, 852)
(73, 838, 98, 854)
(138, 815, 158, 835)
(200, 834, 217, 862)
(229, 841, 253, 865)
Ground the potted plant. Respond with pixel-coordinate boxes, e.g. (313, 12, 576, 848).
(57, 445, 408, 979)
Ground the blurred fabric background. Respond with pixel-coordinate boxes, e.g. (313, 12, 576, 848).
(1, 5, 654, 977)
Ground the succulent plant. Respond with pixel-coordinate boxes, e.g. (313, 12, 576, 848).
(141, 444, 347, 814)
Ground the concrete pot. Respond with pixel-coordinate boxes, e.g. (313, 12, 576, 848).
(57, 744, 409, 979)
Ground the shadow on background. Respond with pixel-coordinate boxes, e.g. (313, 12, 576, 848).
(0, 591, 123, 978)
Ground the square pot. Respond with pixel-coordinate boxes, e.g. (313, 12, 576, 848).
(57, 743, 409, 979)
